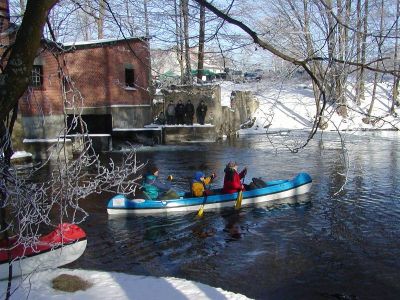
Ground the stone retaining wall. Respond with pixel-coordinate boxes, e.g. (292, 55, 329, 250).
(157, 85, 259, 138)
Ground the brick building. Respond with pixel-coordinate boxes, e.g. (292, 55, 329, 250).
(1, 0, 152, 145)
(20, 37, 152, 139)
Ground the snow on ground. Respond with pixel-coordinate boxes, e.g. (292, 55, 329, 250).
(219, 78, 400, 134)
(10, 151, 32, 159)
(0, 268, 250, 300)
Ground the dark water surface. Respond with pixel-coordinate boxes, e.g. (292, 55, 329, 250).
(69, 131, 400, 300)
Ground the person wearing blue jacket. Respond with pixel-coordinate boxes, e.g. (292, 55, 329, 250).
(142, 166, 178, 200)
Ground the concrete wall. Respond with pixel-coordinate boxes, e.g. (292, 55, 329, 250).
(163, 125, 216, 144)
(23, 138, 73, 161)
(112, 105, 152, 128)
(162, 85, 222, 125)
(22, 115, 65, 139)
(159, 85, 259, 138)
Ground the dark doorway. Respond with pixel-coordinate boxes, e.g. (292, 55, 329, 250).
(67, 114, 112, 134)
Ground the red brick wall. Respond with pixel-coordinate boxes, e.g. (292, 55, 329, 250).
(0, 0, 10, 55)
(19, 50, 63, 116)
(19, 39, 151, 116)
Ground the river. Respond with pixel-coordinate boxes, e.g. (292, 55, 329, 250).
(68, 131, 400, 300)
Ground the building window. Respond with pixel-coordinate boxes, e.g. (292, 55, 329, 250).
(125, 68, 135, 88)
(31, 65, 43, 88)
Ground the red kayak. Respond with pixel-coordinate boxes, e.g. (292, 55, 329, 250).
(0, 223, 87, 279)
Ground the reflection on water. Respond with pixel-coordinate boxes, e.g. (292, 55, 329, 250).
(67, 132, 400, 299)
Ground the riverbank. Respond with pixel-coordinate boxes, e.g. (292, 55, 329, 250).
(219, 79, 400, 134)
(0, 268, 250, 299)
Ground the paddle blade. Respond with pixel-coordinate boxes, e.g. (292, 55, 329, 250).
(196, 204, 205, 218)
(234, 190, 243, 210)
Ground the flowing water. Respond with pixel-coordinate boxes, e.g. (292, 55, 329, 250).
(67, 131, 400, 300)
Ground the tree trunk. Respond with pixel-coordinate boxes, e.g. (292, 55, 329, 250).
(325, 0, 337, 101)
(368, 0, 385, 118)
(357, 0, 368, 104)
(19, 0, 26, 13)
(0, 1, 59, 297)
(391, 0, 400, 113)
(0, 0, 58, 123)
(97, 0, 105, 39)
(355, 0, 363, 104)
(144, 0, 150, 38)
(181, 0, 192, 84)
(197, 3, 205, 83)
(335, 0, 347, 110)
(124, 0, 135, 35)
(303, 0, 322, 117)
(174, 0, 184, 83)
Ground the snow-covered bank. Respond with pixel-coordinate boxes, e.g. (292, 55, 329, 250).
(220, 79, 400, 134)
(0, 268, 250, 300)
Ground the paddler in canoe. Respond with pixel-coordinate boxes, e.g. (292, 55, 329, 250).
(191, 171, 216, 197)
(141, 166, 179, 200)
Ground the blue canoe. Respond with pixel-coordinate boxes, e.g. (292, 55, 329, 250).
(107, 172, 312, 215)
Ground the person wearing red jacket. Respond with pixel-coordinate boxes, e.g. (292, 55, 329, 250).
(222, 161, 247, 194)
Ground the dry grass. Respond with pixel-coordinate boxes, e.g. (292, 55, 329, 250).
(52, 274, 92, 293)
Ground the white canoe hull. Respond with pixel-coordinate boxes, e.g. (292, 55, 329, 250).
(0, 239, 87, 280)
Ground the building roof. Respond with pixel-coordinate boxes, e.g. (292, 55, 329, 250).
(40, 36, 149, 54)
(62, 36, 148, 49)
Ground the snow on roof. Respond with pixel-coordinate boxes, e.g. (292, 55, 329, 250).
(62, 37, 147, 48)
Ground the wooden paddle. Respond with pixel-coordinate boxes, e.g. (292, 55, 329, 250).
(196, 175, 215, 218)
(234, 189, 243, 210)
(196, 192, 208, 218)
(234, 175, 246, 210)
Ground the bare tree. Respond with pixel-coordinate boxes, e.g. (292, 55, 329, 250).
(391, 0, 400, 113)
(175, 0, 185, 83)
(355, 0, 369, 104)
(368, 0, 385, 119)
(181, 0, 192, 84)
(143, 0, 149, 37)
(197, 1, 205, 83)
(97, 0, 106, 39)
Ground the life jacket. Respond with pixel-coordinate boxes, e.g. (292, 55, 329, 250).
(142, 174, 159, 200)
(191, 171, 212, 197)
